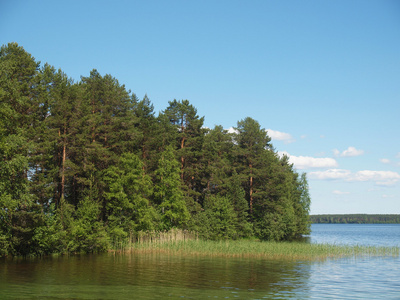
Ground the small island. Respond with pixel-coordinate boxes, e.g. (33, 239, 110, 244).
(0, 43, 311, 257)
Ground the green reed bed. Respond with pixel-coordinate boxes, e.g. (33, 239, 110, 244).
(126, 239, 399, 261)
(110, 230, 399, 260)
(110, 229, 198, 251)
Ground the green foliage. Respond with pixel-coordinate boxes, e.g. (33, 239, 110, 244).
(154, 146, 190, 229)
(225, 171, 253, 238)
(162, 99, 205, 201)
(296, 173, 311, 234)
(233, 117, 272, 214)
(201, 125, 234, 196)
(0, 233, 9, 257)
(196, 195, 237, 240)
(231, 118, 311, 241)
(131, 94, 159, 173)
(255, 212, 287, 241)
(67, 196, 109, 253)
(103, 153, 158, 239)
(0, 42, 39, 133)
(7, 199, 44, 256)
(33, 205, 67, 255)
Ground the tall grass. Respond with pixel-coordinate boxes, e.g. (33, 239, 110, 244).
(110, 230, 399, 261)
(110, 229, 198, 250)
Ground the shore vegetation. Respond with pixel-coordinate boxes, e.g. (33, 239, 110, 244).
(112, 230, 399, 261)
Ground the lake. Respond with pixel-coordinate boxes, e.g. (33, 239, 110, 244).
(1, 224, 399, 299)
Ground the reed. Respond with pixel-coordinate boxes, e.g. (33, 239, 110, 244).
(132, 229, 198, 244)
(110, 229, 399, 260)
(112, 231, 399, 260)
(110, 229, 198, 251)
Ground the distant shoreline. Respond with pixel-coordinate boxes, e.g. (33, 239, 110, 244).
(310, 214, 400, 224)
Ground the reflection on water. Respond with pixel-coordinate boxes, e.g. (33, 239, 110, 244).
(0, 253, 313, 299)
(2, 252, 399, 299)
(1, 224, 400, 299)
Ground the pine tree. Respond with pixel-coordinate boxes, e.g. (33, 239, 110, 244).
(30, 65, 79, 208)
(200, 125, 234, 197)
(72, 70, 139, 210)
(0, 43, 44, 255)
(234, 117, 272, 214)
(132, 94, 160, 175)
(162, 99, 205, 202)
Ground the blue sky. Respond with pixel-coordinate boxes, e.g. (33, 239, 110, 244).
(1, 0, 399, 214)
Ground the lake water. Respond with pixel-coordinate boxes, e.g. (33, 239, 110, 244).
(1, 224, 399, 299)
(310, 223, 400, 247)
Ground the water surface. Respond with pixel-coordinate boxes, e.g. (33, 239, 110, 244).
(310, 223, 400, 247)
(1, 224, 399, 299)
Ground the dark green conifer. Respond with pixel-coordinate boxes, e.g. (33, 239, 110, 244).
(154, 146, 190, 229)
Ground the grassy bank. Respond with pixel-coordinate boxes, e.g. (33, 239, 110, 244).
(110, 231, 399, 261)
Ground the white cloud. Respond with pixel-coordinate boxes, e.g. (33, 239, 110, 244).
(309, 169, 351, 180)
(227, 127, 238, 134)
(376, 181, 399, 187)
(342, 146, 364, 157)
(279, 151, 338, 169)
(379, 157, 400, 167)
(266, 129, 295, 143)
(332, 190, 350, 195)
(349, 170, 400, 185)
(380, 158, 391, 164)
(309, 169, 400, 186)
(333, 146, 364, 157)
(382, 194, 394, 198)
(333, 149, 340, 157)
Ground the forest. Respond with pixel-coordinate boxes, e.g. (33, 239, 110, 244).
(311, 214, 400, 224)
(0, 43, 311, 257)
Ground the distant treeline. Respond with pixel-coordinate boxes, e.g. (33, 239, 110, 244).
(311, 214, 400, 224)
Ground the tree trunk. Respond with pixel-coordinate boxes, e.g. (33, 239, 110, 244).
(142, 144, 146, 172)
(180, 136, 185, 179)
(59, 126, 67, 207)
(249, 163, 253, 214)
